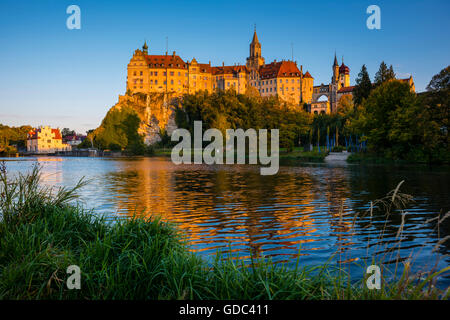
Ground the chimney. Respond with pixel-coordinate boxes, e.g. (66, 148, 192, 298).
(222, 62, 224, 67)
(172, 51, 176, 56)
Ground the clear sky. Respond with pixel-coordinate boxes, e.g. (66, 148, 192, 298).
(0, 0, 449, 134)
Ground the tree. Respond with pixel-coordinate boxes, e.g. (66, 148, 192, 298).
(374, 61, 395, 86)
(0, 124, 33, 152)
(353, 80, 432, 160)
(353, 64, 372, 106)
(175, 89, 312, 151)
(61, 128, 76, 137)
(86, 106, 145, 154)
(420, 66, 450, 162)
(427, 65, 450, 92)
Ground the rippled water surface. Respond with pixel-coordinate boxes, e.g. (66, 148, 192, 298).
(2, 157, 449, 287)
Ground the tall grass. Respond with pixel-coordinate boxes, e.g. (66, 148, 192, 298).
(0, 162, 448, 299)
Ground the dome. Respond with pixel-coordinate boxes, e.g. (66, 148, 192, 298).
(339, 63, 350, 75)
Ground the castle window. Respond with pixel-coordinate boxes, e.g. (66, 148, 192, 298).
(170, 72, 174, 76)
(140, 71, 143, 76)
(155, 72, 158, 76)
(171, 80, 174, 85)
(178, 72, 181, 76)
(155, 80, 158, 84)
(133, 71, 137, 76)
(164, 72, 167, 76)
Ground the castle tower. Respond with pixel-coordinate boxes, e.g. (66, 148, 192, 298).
(142, 41, 148, 54)
(246, 27, 265, 81)
(250, 29, 261, 58)
(338, 57, 350, 89)
(332, 52, 339, 84)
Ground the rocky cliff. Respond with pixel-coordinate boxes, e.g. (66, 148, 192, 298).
(112, 92, 178, 145)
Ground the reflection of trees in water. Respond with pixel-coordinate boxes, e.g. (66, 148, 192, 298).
(102, 159, 367, 263)
(100, 159, 449, 268)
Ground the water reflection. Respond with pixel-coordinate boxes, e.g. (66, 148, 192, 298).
(2, 157, 449, 287)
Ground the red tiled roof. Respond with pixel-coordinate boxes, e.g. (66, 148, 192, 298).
(52, 129, 62, 139)
(197, 63, 212, 73)
(27, 128, 62, 140)
(339, 63, 350, 75)
(337, 86, 355, 94)
(259, 61, 301, 79)
(303, 71, 313, 78)
(145, 54, 187, 69)
(63, 135, 86, 142)
(399, 77, 413, 83)
(211, 65, 248, 75)
(28, 129, 39, 139)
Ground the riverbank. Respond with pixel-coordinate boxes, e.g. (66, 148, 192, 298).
(1, 163, 449, 300)
(347, 152, 450, 165)
(150, 147, 328, 162)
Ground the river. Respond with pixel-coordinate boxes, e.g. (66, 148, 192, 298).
(2, 156, 449, 288)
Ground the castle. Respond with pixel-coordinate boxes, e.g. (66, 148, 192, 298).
(125, 30, 380, 114)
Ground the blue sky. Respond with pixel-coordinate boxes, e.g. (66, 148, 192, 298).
(0, 0, 449, 134)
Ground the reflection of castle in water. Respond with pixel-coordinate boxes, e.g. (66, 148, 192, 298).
(107, 158, 357, 262)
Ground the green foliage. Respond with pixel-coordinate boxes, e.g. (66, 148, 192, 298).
(176, 90, 312, 150)
(88, 105, 145, 155)
(1, 165, 448, 300)
(427, 66, 450, 92)
(61, 128, 76, 137)
(353, 64, 372, 106)
(331, 145, 345, 152)
(350, 80, 447, 162)
(0, 124, 32, 154)
(374, 61, 396, 86)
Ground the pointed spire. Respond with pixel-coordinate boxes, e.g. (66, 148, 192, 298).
(251, 25, 259, 44)
(333, 52, 338, 67)
(142, 41, 148, 53)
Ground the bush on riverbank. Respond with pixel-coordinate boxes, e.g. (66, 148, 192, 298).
(0, 163, 448, 300)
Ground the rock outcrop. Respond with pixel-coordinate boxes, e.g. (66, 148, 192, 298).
(113, 93, 178, 145)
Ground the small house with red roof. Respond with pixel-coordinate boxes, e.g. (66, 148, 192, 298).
(26, 126, 71, 153)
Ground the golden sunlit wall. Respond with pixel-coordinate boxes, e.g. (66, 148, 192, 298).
(301, 76, 314, 104)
